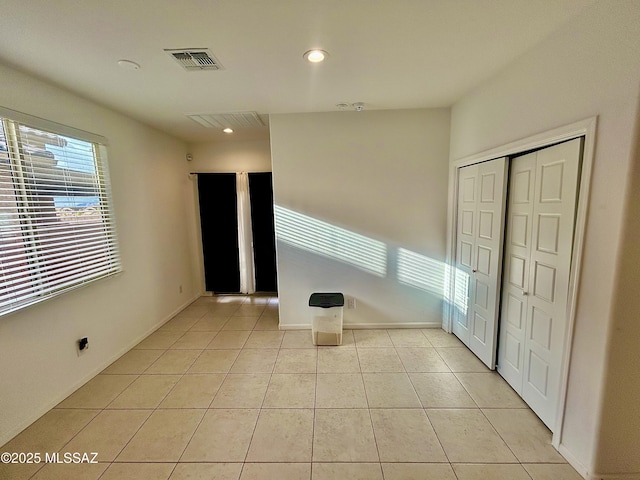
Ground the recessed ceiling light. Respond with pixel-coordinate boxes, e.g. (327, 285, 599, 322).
(117, 59, 141, 70)
(223, 127, 234, 134)
(303, 49, 329, 63)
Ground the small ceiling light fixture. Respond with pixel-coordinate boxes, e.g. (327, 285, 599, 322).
(353, 102, 365, 112)
(117, 59, 141, 70)
(223, 127, 234, 134)
(303, 49, 329, 63)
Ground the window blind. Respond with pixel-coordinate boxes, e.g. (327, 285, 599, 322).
(0, 113, 121, 316)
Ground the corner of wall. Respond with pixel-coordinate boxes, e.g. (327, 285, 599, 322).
(590, 88, 640, 476)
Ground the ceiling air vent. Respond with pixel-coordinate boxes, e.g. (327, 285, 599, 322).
(165, 49, 223, 71)
(186, 112, 265, 129)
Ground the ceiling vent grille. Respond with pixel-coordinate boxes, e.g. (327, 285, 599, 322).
(165, 49, 223, 71)
(186, 112, 265, 129)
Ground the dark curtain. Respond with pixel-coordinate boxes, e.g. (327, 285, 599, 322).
(197, 173, 240, 293)
(248, 172, 278, 292)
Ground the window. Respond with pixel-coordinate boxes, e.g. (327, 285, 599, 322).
(0, 108, 121, 316)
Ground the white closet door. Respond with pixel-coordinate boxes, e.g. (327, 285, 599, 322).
(498, 152, 536, 392)
(454, 158, 508, 368)
(453, 164, 478, 345)
(498, 138, 582, 430)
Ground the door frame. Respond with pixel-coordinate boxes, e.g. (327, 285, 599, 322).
(443, 116, 597, 448)
(190, 170, 277, 295)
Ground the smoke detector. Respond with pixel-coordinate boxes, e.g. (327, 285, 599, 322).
(336, 102, 366, 112)
(165, 49, 223, 71)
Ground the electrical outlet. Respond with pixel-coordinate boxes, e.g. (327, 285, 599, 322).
(346, 297, 357, 309)
(77, 337, 89, 356)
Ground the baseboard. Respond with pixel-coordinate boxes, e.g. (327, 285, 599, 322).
(279, 324, 311, 330)
(559, 444, 589, 479)
(158, 293, 202, 328)
(279, 322, 442, 330)
(558, 445, 640, 480)
(0, 293, 200, 447)
(346, 322, 442, 329)
(556, 444, 639, 480)
(587, 472, 640, 480)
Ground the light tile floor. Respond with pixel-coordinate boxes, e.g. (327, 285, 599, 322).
(0, 295, 583, 480)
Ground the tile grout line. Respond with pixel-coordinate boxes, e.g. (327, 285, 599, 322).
(112, 308, 212, 468)
(355, 336, 383, 473)
(173, 321, 233, 467)
(179, 295, 264, 474)
(77, 306, 214, 479)
(49, 318, 199, 475)
(180, 296, 260, 478)
(392, 340, 458, 477)
(103, 299, 234, 474)
(241, 315, 280, 467)
(477, 405, 528, 471)
(310, 331, 319, 478)
(9, 295, 575, 479)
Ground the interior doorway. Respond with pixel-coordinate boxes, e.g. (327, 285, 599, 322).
(197, 172, 278, 294)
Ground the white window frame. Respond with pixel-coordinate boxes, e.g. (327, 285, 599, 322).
(0, 106, 121, 316)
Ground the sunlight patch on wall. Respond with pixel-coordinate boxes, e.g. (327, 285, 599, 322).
(274, 205, 387, 277)
(443, 265, 470, 315)
(397, 248, 446, 296)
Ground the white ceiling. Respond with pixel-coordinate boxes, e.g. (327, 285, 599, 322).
(0, 0, 597, 143)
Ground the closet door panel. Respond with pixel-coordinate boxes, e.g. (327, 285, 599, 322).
(498, 152, 536, 392)
(453, 158, 507, 368)
(468, 158, 508, 368)
(498, 138, 582, 430)
(453, 164, 478, 344)
(521, 138, 582, 429)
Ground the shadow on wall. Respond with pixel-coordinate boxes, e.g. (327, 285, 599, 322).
(274, 205, 468, 316)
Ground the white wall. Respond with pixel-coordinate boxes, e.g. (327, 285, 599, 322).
(270, 109, 450, 328)
(188, 139, 272, 173)
(0, 63, 200, 445)
(449, 1, 640, 477)
(594, 95, 640, 475)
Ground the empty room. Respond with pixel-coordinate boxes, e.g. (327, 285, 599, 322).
(0, 1, 639, 479)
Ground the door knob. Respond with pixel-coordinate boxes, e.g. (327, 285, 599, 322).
(472, 269, 477, 273)
(522, 291, 528, 296)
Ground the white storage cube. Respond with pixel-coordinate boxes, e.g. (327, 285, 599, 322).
(309, 293, 344, 346)
(312, 308, 343, 346)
